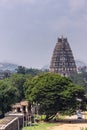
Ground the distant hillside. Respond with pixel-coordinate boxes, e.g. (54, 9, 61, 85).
(0, 60, 86, 73)
(76, 60, 87, 67)
(41, 65, 49, 71)
(0, 62, 18, 72)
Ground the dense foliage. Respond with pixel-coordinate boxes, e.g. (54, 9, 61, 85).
(0, 73, 31, 118)
(70, 72, 87, 92)
(0, 80, 17, 118)
(25, 72, 86, 121)
(16, 66, 44, 76)
(0, 65, 87, 120)
(0, 66, 46, 118)
(7, 74, 27, 101)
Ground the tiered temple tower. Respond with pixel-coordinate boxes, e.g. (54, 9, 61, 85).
(50, 36, 77, 76)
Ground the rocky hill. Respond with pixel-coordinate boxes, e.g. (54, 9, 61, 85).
(0, 62, 18, 72)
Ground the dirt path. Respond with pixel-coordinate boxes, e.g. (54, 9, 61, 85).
(49, 113, 87, 130)
(50, 123, 87, 130)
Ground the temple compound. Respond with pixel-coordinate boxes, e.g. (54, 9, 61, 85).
(50, 36, 77, 76)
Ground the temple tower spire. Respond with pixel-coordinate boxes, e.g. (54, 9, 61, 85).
(50, 36, 77, 76)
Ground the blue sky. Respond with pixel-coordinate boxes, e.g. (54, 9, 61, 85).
(0, 0, 87, 68)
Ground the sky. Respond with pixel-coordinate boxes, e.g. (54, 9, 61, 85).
(0, 0, 87, 69)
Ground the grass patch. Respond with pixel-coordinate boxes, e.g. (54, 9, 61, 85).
(22, 122, 58, 130)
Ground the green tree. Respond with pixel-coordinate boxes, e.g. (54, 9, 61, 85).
(0, 74, 32, 118)
(16, 66, 26, 74)
(16, 66, 43, 76)
(0, 81, 17, 118)
(7, 74, 27, 101)
(24, 73, 85, 121)
(70, 72, 87, 92)
(25, 68, 43, 76)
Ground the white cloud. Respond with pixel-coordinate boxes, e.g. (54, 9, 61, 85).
(69, 0, 86, 12)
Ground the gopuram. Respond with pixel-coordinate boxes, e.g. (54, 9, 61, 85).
(50, 36, 77, 76)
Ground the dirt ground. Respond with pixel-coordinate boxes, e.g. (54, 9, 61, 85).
(49, 114, 87, 130)
(50, 123, 87, 130)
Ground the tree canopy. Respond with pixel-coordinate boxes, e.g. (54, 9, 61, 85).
(16, 66, 43, 76)
(70, 72, 87, 92)
(0, 73, 32, 118)
(25, 72, 86, 121)
(0, 80, 17, 118)
(5, 74, 29, 101)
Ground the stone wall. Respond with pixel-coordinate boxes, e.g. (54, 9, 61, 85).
(0, 114, 23, 130)
(5, 118, 18, 130)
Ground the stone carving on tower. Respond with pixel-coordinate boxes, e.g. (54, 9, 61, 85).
(50, 36, 77, 76)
